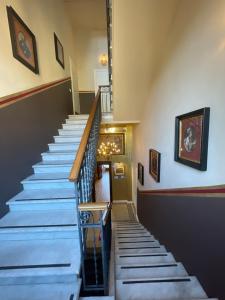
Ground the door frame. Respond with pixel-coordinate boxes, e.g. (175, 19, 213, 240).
(96, 161, 113, 203)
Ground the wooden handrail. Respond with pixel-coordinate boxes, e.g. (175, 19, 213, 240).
(69, 88, 101, 182)
(78, 202, 109, 212)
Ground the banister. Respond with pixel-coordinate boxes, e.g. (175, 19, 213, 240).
(69, 88, 101, 182)
(78, 201, 109, 212)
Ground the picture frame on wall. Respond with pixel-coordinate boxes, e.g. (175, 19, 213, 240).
(54, 33, 64, 69)
(7, 6, 39, 74)
(174, 107, 210, 171)
(138, 163, 144, 185)
(98, 133, 125, 155)
(149, 149, 161, 182)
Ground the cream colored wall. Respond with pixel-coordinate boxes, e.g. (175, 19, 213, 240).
(74, 28, 108, 91)
(133, 0, 225, 193)
(112, 0, 179, 121)
(0, 0, 79, 98)
(64, 0, 108, 91)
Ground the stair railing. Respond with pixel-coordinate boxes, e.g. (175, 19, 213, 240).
(69, 88, 111, 294)
(100, 85, 112, 113)
(78, 202, 112, 294)
(69, 88, 101, 203)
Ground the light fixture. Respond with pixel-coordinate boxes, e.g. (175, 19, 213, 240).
(97, 141, 120, 159)
(99, 53, 108, 66)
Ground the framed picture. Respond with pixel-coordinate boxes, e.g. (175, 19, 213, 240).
(54, 33, 64, 69)
(98, 133, 125, 155)
(174, 107, 210, 170)
(114, 163, 125, 176)
(149, 149, 161, 182)
(7, 6, 39, 74)
(138, 163, 144, 185)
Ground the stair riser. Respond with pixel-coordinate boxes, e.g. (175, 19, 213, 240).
(116, 237, 156, 243)
(48, 144, 79, 151)
(116, 254, 176, 265)
(62, 124, 86, 130)
(116, 247, 166, 255)
(0, 230, 79, 241)
(54, 136, 82, 143)
(58, 130, 83, 136)
(33, 166, 72, 174)
(41, 154, 76, 161)
(65, 120, 87, 125)
(0, 273, 77, 285)
(68, 115, 88, 120)
(8, 202, 76, 212)
(115, 242, 160, 248)
(116, 264, 188, 280)
(22, 181, 73, 190)
(116, 277, 207, 300)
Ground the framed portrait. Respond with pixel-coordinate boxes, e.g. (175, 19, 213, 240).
(54, 33, 64, 69)
(138, 163, 144, 185)
(98, 133, 125, 155)
(7, 6, 39, 74)
(174, 107, 210, 171)
(149, 149, 161, 182)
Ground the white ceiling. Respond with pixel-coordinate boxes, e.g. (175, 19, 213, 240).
(64, 0, 107, 31)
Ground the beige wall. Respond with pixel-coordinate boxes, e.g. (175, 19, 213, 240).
(0, 0, 79, 98)
(112, 0, 179, 121)
(74, 28, 108, 91)
(65, 0, 108, 91)
(133, 0, 225, 196)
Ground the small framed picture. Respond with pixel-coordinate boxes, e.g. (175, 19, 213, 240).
(174, 107, 210, 170)
(149, 149, 161, 182)
(138, 163, 144, 185)
(7, 6, 39, 74)
(54, 33, 64, 69)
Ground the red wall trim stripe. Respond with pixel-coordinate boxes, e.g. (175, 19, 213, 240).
(139, 186, 225, 195)
(0, 77, 70, 107)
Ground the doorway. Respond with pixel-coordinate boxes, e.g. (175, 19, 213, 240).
(95, 161, 112, 203)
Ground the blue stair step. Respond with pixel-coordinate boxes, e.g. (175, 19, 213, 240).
(116, 262, 188, 279)
(7, 188, 76, 211)
(0, 209, 78, 240)
(48, 142, 80, 152)
(0, 280, 81, 300)
(116, 276, 207, 300)
(33, 160, 73, 174)
(41, 150, 77, 161)
(116, 253, 176, 265)
(21, 173, 73, 189)
(0, 238, 80, 285)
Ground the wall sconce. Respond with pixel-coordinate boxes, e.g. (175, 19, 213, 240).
(99, 53, 108, 66)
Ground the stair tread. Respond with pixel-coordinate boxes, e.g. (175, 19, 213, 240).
(69, 114, 89, 118)
(43, 150, 77, 154)
(22, 172, 70, 182)
(0, 281, 81, 300)
(7, 188, 75, 203)
(116, 276, 207, 300)
(0, 239, 80, 277)
(0, 238, 80, 275)
(34, 160, 74, 166)
(0, 210, 77, 229)
(116, 262, 188, 280)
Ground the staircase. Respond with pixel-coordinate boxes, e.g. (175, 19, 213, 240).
(113, 220, 217, 300)
(0, 114, 89, 300)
